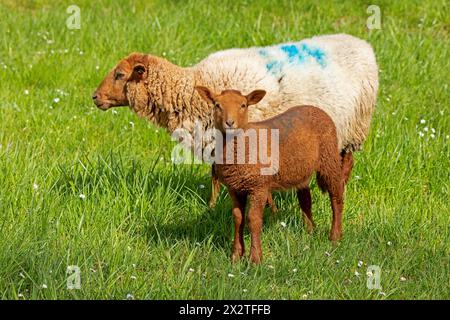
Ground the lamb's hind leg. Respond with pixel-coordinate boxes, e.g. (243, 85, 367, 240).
(209, 164, 221, 208)
(317, 147, 345, 244)
(297, 188, 314, 234)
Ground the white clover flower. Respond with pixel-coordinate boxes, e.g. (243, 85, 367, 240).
(325, 251, 331, 257)
(387, 241, 392, 246)
(126, 294, 134, 300)
(431, 128, 435, 133)
(227, 273, 235, 278)
(130, 275, 137, 280)
(302, 294, 308, 299)
(354, 271, 360, 277)
(267, 265, 274, 270)
(53, 97, 60, 103)
(400, 276, 407, 282)
(79, 194, 86, 200)
(379, 292, 386, 296)
(292, 268, 298, 273)
(42, 284, 48, 289)
(418, 132, 424, 137)
(112, 110, 118, 115)
(198, 184, 205, 189)
(243, 289, 248, 292)
(129, 121, 135, 127)
(280, 222, 287, 228)
(420, 119, 426, 124)
(430, 134, 435, 139)
(423, 127, 428, 132)
(357, 260, 363, 268)
(188, 268, 195, 272)
(366, 271, 373, 277)
(24, 89, 29, 95)
(33, 183, 39, 190)
(95, 65, 100, 70)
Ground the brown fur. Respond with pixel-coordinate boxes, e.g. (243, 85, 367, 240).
(196, 87, 347, 264)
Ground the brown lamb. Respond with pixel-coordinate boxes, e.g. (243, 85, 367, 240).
(196, 86, 347, 264)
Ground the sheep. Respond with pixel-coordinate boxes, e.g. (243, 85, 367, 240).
(93, 33, 378, 206)
(195, 86, 345, 264)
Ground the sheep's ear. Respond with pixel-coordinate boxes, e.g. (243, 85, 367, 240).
(246, 90, 266, 106)
(195, 86, 214, 104)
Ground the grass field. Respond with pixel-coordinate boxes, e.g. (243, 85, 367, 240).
(0, 0, 448, 300)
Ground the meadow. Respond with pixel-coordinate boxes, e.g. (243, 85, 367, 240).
(0, 0, 448, 299)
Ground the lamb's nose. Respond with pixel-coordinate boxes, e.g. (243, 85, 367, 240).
(226, 120, 235, 127)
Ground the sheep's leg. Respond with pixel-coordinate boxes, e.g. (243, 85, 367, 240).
(341, 151, 354, 185)
(267, 193, 277, 215)
(329, 186, 344, 244)
(248, 191, 267, 264)
(229, 191, 247, 263)
(209, 164, 221, 208)
(297, 188, 314, 234)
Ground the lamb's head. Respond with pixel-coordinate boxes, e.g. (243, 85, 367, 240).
(195, 86, 266, 133)
(93, 53, 148, 110)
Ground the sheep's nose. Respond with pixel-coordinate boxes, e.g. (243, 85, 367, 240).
(226, 120, 235, 127)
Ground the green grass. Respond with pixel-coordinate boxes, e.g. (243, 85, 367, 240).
(0, 0, 449, 299)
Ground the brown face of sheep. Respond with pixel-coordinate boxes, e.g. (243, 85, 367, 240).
(92, 53, 148, 110)
(195, 86, 266, 133)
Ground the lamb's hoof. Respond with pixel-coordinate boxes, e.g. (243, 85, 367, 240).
(329, 233, 342, 247)
(249, 253, 262, 265)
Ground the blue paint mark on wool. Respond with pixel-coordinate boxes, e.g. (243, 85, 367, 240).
(299, 43, 326, 67)
(261, 42, 327, 75)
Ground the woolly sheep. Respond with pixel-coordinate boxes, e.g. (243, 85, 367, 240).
(195, 86, 345, 264)
(93, 33, 378, 206)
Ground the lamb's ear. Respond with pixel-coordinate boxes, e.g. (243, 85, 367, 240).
(195, 86, 215, 104)
(246, 90, 266, 106)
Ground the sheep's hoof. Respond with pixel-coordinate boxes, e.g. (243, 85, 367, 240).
(208, 199, 217, 208)
(231, 252, 243, 263)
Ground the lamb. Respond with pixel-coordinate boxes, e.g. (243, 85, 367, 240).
(195, 86, 345, 264)
(92, 33, 378, 206)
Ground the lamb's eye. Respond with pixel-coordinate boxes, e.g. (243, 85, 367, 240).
(214, 103, 222, 110)
(241, 104, 247, 109)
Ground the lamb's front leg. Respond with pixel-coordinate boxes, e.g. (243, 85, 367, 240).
(229, 191, 247, 263)
(209, 164, 221, 208)
(248, 190, 267, 264)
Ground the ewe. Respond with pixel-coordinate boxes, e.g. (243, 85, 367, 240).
(93, 34, 378, 206)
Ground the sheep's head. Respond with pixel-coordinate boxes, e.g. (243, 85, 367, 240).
(93, 53, 148, 110)
(195, 86, 266, 133)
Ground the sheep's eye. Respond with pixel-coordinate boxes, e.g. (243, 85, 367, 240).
(241, 104, 247, 109)
(214, 103, 222, 110)
(115, 72, 124, 80)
